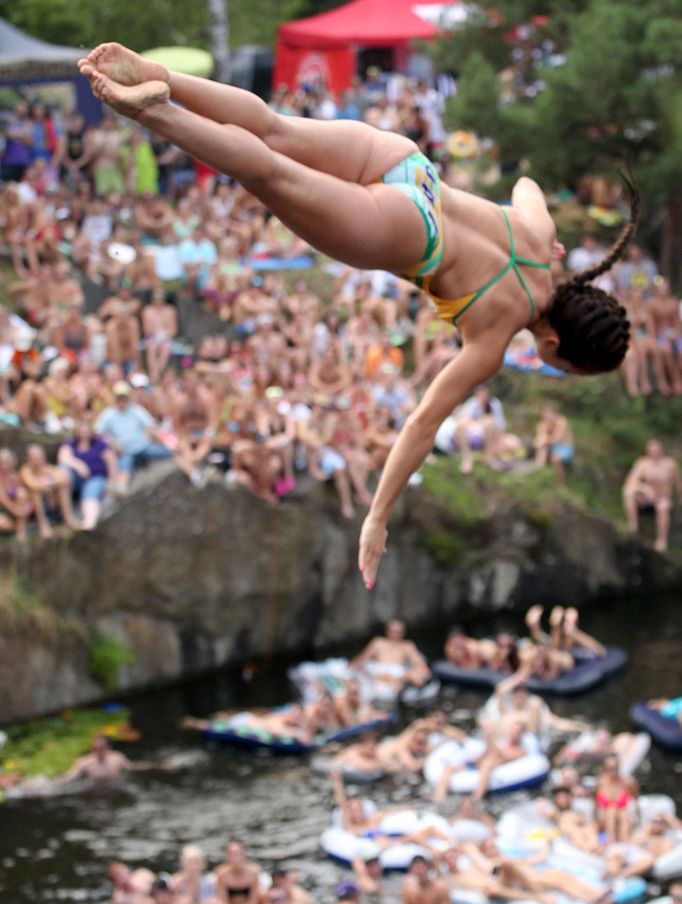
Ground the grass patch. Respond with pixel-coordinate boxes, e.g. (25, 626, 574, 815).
(0, 707, 132, 782)
(421, 529, 467, 566)
(89, 634, 136, 691)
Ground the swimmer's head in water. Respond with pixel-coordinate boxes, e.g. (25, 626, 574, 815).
(543, 174, 639, 374)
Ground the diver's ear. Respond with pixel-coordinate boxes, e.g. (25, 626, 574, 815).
(535, 319, 560, 350)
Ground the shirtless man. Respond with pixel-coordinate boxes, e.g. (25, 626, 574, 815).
(57, 736, 141, 783)
(623, 439, 682, 551)
(214, 840, 261, 904)
(330, 734, 392, 776)
(172, 372, 214, 484)
(333, 678, 381, 727)
(105, 301, 142, 371)
(648, 276, 682, 395)
(142, 290, 177, 383)
(479, 670, 589, 742)
(401, 856, 449, 904)
(433, 721, 536, 802)
(83, 111, 125, 196)
(265, 869, 315, 904)
(106, 861, 156, 904)
(352, 619, 431, 690)
(378, 727, 430, 773)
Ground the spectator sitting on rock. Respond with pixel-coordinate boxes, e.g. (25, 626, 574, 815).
(648, 276, 682, 396)
(623, 439, 682, 552)
(57, 420, 115, 529)
(20, 443, 81, 538)
(96, 381, 172, 491)
(455, 386, 507, 475)
(534, 404, 575, 486)
(0, 448, 32, 541)
(142, 289, 177, 383)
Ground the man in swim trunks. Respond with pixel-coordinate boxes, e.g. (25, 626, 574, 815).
(78, 44, 635, 590)
(351, 619, 431, 690)
(648, 275, 682, 395)
(623, 439, 682, 551)
(265, 869, 315, 904)
(402, 856, 450, 904)
(56, 735, 150, 784)
(107, 861, 156, 904)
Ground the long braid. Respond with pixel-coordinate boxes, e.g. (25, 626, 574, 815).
(546, 172, 640, 373)
(573, 171, 640, 285)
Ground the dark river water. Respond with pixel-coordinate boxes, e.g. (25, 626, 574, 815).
(1, 594, 681, 903)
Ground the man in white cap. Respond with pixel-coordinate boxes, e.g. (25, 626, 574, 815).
(96, 380, 171, 490)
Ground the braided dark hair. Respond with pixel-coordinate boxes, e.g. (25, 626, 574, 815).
(548, 174, 640, 373)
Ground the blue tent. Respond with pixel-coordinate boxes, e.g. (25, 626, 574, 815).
(0, 17, 101, 124)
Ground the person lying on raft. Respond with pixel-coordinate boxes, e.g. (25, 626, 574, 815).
(333, 678, 383, 728)
(403, 709, 468, 751)
(351, 618, 431, 690)
(432, 720, 539, 802)
(78, 43, 638, 592)
(554, 728, 647, 775)
(332, 774, 487, 877)
(525, 605, 607, 658)
(402, 855, 450, 904)
(648, 696, 682, 724)
(443, 628, 490, 669)
(329, 733, 396, 776)
(444, 837, 615, 903)
(377, 727, 432, 774)
(539, 784, 653, 877)
(479, 670, 591, 740)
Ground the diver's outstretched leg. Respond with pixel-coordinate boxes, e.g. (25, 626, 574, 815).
(80, 43, 416, 184)
(87, 73, 426, 275)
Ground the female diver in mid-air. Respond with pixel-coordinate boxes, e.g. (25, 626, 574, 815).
(78, 44, 638, 590)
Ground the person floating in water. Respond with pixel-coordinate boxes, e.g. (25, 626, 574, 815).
(79, 44, 637, 589)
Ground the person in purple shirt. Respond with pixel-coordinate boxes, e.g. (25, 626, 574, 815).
(58, 420, 117, 529)
(1, 100, 33, 182)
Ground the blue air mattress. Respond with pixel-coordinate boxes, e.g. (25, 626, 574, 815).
(433, 646, 627, 696)
(630, 703, 682, 752)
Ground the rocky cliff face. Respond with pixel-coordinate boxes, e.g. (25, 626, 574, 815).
(1, 465, 679, 722)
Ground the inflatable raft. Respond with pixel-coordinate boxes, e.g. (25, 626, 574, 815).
(433, 646, 627, 696)
(289, 657, 440, 707)
(497, 795, 682, 881)
(203, 711, 395, 755)
(630, 703, 682, 752)
(424, 738, 549, 795)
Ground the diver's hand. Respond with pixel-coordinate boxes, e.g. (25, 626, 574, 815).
(359, 514, 388, 590)
(551, 240, 566, 260)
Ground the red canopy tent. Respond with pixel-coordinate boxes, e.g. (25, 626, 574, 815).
(275, 0, 440, 93)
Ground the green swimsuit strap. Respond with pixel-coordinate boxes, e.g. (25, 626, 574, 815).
(500, 206, 550, 321)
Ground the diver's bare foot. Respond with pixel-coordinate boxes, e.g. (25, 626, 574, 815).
(91, 73, 170, 119)
(80, 42, 168, 86)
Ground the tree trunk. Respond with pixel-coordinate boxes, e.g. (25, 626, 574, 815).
(208, 0, 230, 83)
(659, 200, 679, 281)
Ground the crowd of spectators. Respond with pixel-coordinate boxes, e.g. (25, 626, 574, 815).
(0, 73, 678, 541)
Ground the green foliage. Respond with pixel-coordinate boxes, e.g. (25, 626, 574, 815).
(421, 528, 466, 566)
(0, 708, 130, 780)
(0, 0, 348, 52)
(421, 460, 488, 528)
(89, 634, 136, 691)
(0, 572, 61, 640)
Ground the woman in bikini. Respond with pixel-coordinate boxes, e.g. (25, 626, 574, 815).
(79, 44, 636, 588)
